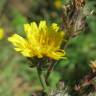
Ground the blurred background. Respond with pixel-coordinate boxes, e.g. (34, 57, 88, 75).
(0, 0, 96, 96)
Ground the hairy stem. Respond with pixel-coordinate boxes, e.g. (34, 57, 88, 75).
(37, 63, 48, 92)
(45, 61, 57, 85)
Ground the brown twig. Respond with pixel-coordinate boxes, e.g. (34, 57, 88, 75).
(74, 72, 96, 95)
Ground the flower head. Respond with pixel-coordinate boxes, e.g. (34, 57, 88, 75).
(8, 21, 65, 60)
(54, 0, 62, 9)
(0, 28, 4, 40)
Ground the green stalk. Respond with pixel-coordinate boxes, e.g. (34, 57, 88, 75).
(37, 67, 46, 90)
(37, 63, 49, 93)
(45, 61, 57, 85)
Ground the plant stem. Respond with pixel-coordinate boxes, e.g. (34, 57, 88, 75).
(37, 67, 45, 90)
(45, 61, 57, 85)
(37, 63, 48, 92)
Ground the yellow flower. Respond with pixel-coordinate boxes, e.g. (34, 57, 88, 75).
(0, 28, 4, 40)
(8, 21, 65, 60)
(54, 0, 62, 9)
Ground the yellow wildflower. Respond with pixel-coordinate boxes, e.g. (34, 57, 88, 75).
(0, 28, 4, 40)
(54, 0, 62, 9)
(8, 21, 65, 60)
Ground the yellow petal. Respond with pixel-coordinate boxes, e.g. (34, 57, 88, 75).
(0, 28, 4, 40)
(47, 51, 65, 60)
(39, 21, 47, 30)
(51, 23, 59, 32)
(31, 22, 38, 33)
(8, 34, 27, 47)
(8, 34, 33, 57)
(24, 24, 31, 34)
